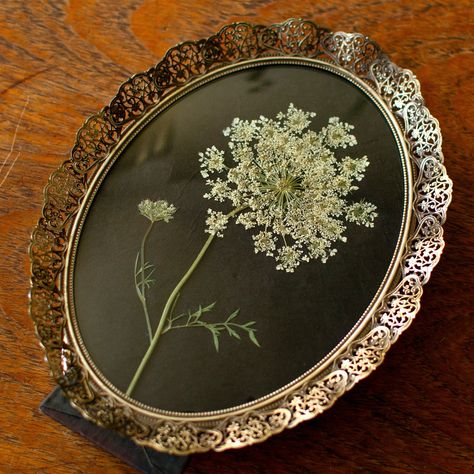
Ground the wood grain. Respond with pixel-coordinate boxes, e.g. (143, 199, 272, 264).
(0, 1, 473, 472)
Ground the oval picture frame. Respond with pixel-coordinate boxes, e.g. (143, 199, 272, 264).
(30, 19, 452, 454)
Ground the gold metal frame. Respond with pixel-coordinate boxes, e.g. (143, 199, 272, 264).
(65, 57, 413, 416)
(29, 19, 452, 454)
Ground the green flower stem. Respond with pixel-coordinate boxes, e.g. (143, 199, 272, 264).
(126, 205, 246, 396)
(139, 221, 155, 343)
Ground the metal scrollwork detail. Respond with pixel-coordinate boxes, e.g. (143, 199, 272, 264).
(29, 19, 452, 454)
(217, 409, 292, 450)
(71, 112, 119, 173)
(371, 60, 423, 114)
(376, 276, 423, 342)
(416, 157, 452, 222)
(208, 23, 264, 63)
(286, 370, 348, 428)
(150, 422, 222, 454)
(402, 216, 444, 285)
(263, 20, 330, 57)
(153, 43, 207, 92)
(109, 72, 160, 126)
(403, 102, 443, 163)
(337, 327, 391, 387)
(321, 32, 381, 76)
(77, 386, 151, 440)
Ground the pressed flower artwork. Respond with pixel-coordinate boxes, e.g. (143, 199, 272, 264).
(126, 104, 378, 396)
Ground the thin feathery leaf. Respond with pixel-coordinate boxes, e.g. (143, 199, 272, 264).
(226, 326, 240, 339)
(211, 330, 220, 352)
(226, 309, 240, 322)
(248, 330, 260, 347)
(203, 301, 217, 312)
(163, 301, 259, 352)
(243, 321, 256, 328)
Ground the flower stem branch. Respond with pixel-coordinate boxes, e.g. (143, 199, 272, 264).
(126, 206, 246, 396)
(134, 221, 155, 343)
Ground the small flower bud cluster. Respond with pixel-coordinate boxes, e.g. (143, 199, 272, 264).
(138, 199, 176, 223)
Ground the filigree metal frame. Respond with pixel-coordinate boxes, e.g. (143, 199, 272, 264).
(29, 19, 452, 454)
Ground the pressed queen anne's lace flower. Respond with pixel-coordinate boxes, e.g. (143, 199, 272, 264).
(199, 103, 378, 272)
(126, 105, 380, 396)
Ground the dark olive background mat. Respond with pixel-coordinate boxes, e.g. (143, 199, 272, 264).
(74, 63, 405, 412)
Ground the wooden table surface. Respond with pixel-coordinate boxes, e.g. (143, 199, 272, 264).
(1, 1, 473, 473)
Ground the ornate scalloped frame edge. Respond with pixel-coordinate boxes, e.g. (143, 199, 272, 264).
(29, 19, 452, 454)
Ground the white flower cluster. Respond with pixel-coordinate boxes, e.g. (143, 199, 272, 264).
(138, 199, 176, 223)
(199, 103, 378, 272)
(205, 209, 229, 237)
